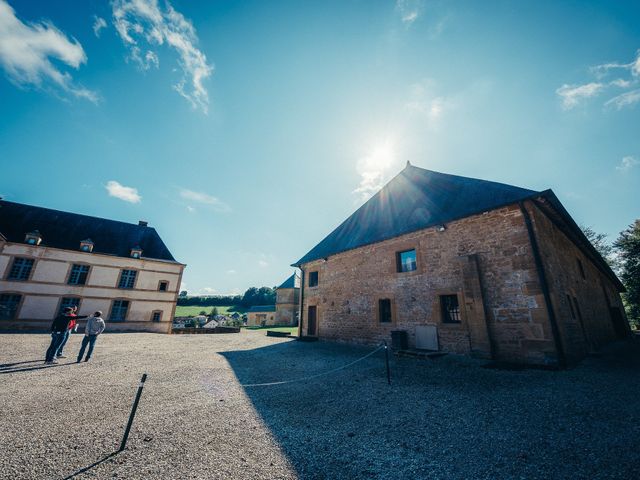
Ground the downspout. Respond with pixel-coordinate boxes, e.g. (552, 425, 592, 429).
(519, 201, 567, 368)
(298, 268, 305, 338)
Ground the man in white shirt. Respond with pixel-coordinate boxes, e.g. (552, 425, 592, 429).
(76, 311, 106, 363)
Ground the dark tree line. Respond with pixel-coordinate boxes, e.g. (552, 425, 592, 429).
(582, 222, 640, 327)
(177, 286, 276, 308)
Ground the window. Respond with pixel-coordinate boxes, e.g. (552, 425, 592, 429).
(152, 311, 162, 322)
(577, 258, 586, 280)
(158, 281, 168, 291)
(566, 294, 576, 319)
(80, 239, 94, 253)
(378, 299, 392, 323)
(118, 269, 137, 289)
(7, 258, 34, 281)
(0, 294, 21, 320)
(110, 300, 129, 322)
(59, 297, 80, 315)
(396, 249, 417, 273)
(440, 295, 461, 323)
(308, 271, 319, 287)
(68, 264, 89, 285)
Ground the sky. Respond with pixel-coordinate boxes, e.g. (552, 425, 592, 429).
(0, 0, 639, 295)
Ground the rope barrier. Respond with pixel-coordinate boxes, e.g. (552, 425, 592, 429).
(240, 343, 386, 387)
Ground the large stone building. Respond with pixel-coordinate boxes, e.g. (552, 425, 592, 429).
(292, 163, 628, 366)
(0, 200, 184, 333)
(275, 273, 300, 326)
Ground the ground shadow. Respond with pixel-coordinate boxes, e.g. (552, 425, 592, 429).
(0, 359, 43, 368)
(221, 337, 640, 480)
(0, 361, 77, 375)
(60, 451, 120, 480)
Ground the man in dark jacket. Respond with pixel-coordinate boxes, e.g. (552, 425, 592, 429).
(45, 307, 75, 364)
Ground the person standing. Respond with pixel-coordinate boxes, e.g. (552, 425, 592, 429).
(55, 305, 87, 359)
(77, 311, 106, 362)
(45, 307, 75, 364)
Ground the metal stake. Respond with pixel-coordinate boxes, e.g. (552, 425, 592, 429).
(119, 373, 147, 452)
(383, 341, 391, 385)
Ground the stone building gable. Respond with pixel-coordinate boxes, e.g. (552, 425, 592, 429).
(299, 204, 558, 365)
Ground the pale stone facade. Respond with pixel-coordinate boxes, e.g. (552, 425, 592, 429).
(0, 241, 183, 333)
(0, 200, 184, 333)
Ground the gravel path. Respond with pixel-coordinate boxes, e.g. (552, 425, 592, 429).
(1, 331, 639, 479)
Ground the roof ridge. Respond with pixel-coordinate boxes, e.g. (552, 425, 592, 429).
(0, 199, 151, 229)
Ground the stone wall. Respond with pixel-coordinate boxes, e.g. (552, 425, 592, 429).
(275, 287, 299, 326)
(299, 204, 559, 365)
(527, 201, 627, 363)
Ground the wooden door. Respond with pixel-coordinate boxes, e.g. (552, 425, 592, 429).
(307, 306, 317, 336)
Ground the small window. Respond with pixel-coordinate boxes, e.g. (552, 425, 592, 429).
(59, 297, 80, 315)
(110, 300, 129, 322)
(577, 258, 586, 280)
(152, 311, 162, 322)
(7, 258, 34, 281)
(440, 295, 461, 323)
(0, 294, 21, 320)
(379, 299, 392, 323)
(68, 264, 89, 285)
(25, 230, 42, 246)
(80, 239, 94, 253)
(308, 271, 319, 287)
(566, 294, 576, 319)
(118, 269, 137, 289)
(158, 281, 168, 291)
(130, 246, 143, 259)
(396, 249, 417, 273)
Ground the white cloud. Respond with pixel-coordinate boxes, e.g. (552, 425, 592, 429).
(179, 188, 230, 212)
(0, 0, 97, 102)
(258, 260, 269, 268)
(559, 50, 640, 110)
(616, 155, 639, 172)
(186, 205, 195, 213)
(93, 16, 107, 37)
(556, 82, 604, 109)
(105, 180, 142, 203)
(112, 0, 213, 113)
(226, 269, 236, 274)
(396, 0, 424, 25)
(200, 287, 217, 295)
(604, 89, 640, 110)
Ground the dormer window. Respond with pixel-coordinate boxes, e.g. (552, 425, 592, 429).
(25, 230, 42, 246)
(130, 246, 143, 259)
(80, 239, 94, 253)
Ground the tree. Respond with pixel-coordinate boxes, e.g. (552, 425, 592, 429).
(179, 290, 188, 297)
(581, 225, 618, 271)
(210, 307, 219, 317)
(614, 220, 640, 327)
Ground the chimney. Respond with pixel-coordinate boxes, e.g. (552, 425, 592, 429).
(138, 220, 148, 227)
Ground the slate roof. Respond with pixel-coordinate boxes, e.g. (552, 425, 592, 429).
(247, 305, 276, 312)
(293, 163, 539, 266)
(277, 273, 300, 290)
(0, 200, 178, 262)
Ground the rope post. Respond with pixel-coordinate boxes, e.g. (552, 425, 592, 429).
(383, 341, 391, 385)
(119, 373, 147, 452)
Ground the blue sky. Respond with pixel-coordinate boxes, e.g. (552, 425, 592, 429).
(1, 0, 638, 295)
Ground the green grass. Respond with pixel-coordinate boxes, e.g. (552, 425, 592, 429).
(174, 305, 246, 317)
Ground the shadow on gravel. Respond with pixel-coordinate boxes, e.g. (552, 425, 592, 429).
(0, 359, 43, 368)
(0, 361, 77, 374)
(222, 338, 640, 480)
(60, 451, 120, 480)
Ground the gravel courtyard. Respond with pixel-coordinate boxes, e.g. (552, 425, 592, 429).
(1, 331, 639, 480)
